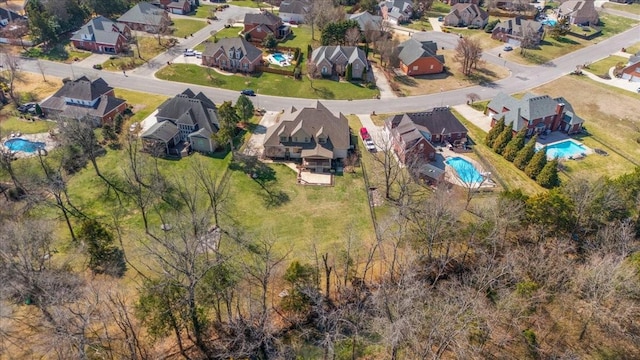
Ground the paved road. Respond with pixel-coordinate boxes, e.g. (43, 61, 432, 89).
(16, 18, 640, 115)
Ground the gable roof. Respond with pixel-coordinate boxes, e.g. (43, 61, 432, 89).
(396, 38, 444, 66)
(558, 0, 598, 19)
(51, 76, 113, 101)
(244, 10, 282, 26)
(117, 2, 167, 26)
(0, 7, 26, 23)
(71, 16, 127, 45)
(385, 108, 467, 149)
(347, 11, 382, 31)
(448, 3, 489, 20)
(167, 0, 189, 9)
(203, 37, 263, 62)
(279, 0, 311, 15)
(493, 16, 543, 34)
(263, 101, 350, 153)
(311, 45, 367, 66)
(141, 120, 180, 142)
(156, 89, 220, 138)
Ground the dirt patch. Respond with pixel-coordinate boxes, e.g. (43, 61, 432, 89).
(11, 73, 62, 101)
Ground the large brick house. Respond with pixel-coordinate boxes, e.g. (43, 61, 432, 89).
(384, 107, 468, 165)
(378, 0, 413, 24)
(71, 16, 130, 54)
(243, 10, 291, 43)
(117, 2, 171, 33)
(39, 76, 128, 126)
(486, 92, 585, 135)
(202, 37, 263, 73)
(150, 0, 195, 15)
(396, 38, 445, 76)
(263, 102, 350, 173)
(310, 46, 368, 79)
(491, 16, 544, 47)
(444, 3, 489, 28)
(278, 0, 311, 24)
(557, 0, 599, 25)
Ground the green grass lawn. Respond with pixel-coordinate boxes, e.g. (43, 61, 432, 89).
(280, 25, 315, 49)
(0, 117, 56, 135)
(227, 0, 266, 8)
(192, 5, 218, 19)
(155, 64, 379, 100)
(603, 2, 640, 15)
(507, 13, 638, 65)
(405, 20, 433, 32)
(626, 42, 640, 54)
(586, 55, 628, 77)
(431, 1, 452, 13)
(22, 39, 92, 63)
(102, 36, 172, 71)
(171, 19, 208, 38)
(114, 88, 168, 123)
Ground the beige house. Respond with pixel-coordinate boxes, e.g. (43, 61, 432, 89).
(310, 46, 368, 79)
(444, 3, 489, 28)
(557, 0, 599, 25)
(263, 102, 350, 172)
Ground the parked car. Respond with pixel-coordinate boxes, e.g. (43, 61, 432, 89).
(241, 89, 255, 96)
(359, 127, 370, 140)
(437, 16, 444, 22)
(18, 102, 37, 114)
(195, 51, 202, 59)
(184, 48, 196, 56)
(364, 139, 376, 152)
(503, 45, 513, 51)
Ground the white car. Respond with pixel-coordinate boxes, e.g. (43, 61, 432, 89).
(195, 51, 202, 59)
(184, 48, 196, 56)
(364, 139, 376, 152)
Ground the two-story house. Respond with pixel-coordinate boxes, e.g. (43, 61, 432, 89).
(141, 89, 220, 155)
(149, 0, 195, 15)
(202, 37, 263, 73)
(557, 0, 599, 25)
(39, 76, 127, 126)
(491, 16, 544, 47)
(310, 45, 368, 79)
(444, 3, 489, 28)
(384, 107, 468, 166)
(379, 0, 413, 24)
(243, 10, 291, 43)
(263, 102, 350, 173)
(486, 92, 584, 135)
(117, 2, 171, 33)
(278, 0, 311, 24)
(71, 16, 131, 54)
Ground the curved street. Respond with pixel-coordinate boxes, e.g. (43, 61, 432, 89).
(16, 6, 640, 115)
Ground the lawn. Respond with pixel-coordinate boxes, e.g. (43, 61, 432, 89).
(171, 18, 208, 38)
(585, 55, 628, 78)
(625, 42, 640, 54)
(505, 13, 638, 65)
(405, 20, 433, 32)
(279, 25, 316, 49)
(114, 88, 168, 123)
(227, 0, 267, 8)
(102, 36, 172, 71)
(391, 49, 511, 96)
(22, 38, 92, 63)
(194, 26, 243, 51)
(529, 75, 640, 180)
(155, 64, 379, 100)
(192, 4, 218, 19)
(0, 117, 56, 135)
(444, 28, 504, 50)
(603, 2, 640, 15)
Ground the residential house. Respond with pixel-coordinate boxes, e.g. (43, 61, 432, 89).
(262, 102, 350, 173)
(620, 61, 640, 82)
(444, 3, 489, 28)
(489, 0, 536, 12)
(117, 2, 171, 33)
(149, 0, 192, 14)
(278, 0, 311, 24)
(396, 38, 445, 76)
(243, 10, 291, 43)
(491, 17, 543, 46)
(347, 11, 383, 32)
(378, 0, 413, 24)
(202, 37, 263, 73)
(311, 45, 368, 79)
(486, 92, 585, 135)
(141, 89, 220, 155)
(40, 76, 127, 126)
(443, 0, 480, 5)
(71, 16, 130, 54)
(557, 0, 599, 25)
(384, 107, 468, 166)
(0, 7, 26, 27)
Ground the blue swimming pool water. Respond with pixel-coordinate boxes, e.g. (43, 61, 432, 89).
(4, 138, 45, 153)
(541, 140, 586, 159)
(542, 19, 557, 26)
(445, 157, 484, 184)
(272, 53, 286, 62)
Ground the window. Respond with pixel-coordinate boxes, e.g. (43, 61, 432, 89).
(322, 66, 328, 74)
(413, 65, 418, 71)
(318, 137, 326, 144)
(354, 63, 359, 70)
(243, 63, 249, 69)
(419, 143, 424, 150)
(229, 50, 233, 58)
(304, 137, 309, 142)
(293, 137, 298, 142)
(280, 136, 288, 142)
(430, 65, 434, 69)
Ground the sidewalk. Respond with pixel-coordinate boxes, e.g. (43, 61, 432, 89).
(428, 17, 443, 32)
(582, 67, 640, 94)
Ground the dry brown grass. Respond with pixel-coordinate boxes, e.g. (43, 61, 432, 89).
(11, 73, 62, 101)
(394, 49, 511, 96)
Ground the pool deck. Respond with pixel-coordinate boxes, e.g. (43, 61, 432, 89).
(535, 137, 593, 160)
(441, 151, 497, 190)
(1, 132, 59, 159)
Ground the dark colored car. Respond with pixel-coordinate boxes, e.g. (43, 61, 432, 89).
(18, 102, 37, 114)
(241, 89, 256, 96)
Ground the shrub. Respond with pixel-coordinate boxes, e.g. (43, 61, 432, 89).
(524, 146, 547, 179)
(536, 158, 561, 188)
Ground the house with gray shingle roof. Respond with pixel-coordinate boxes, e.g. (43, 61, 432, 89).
(202, 37, 263, 73)
(263, 102, 350, 173)
(117, 2, 171, 33)
(141, 89, 220, 155)
(347, 11, 383, 32)
(279, 0, 311, 24)
(444, 3, 488, 28)
(311, 46, 368, 79)
(491, 16, 544, 47)
(40, 76, 128, 126)
(243, 10, 291, 43)
(487, 92, 584, 135)
(557, 0, 599, 25)
(379, 0, 413, 24)
(396, 38, 444, 76)
(71, 16, 130, 54)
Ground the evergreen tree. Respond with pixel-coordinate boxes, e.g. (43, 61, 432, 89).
(525, 146, 547, 179)
(514, 135, 538, 170)
(537, 158, 561, 188)
(235, 94, 255, 122)
(262, 34, 277, 51)
(503, 127, 527, 162)
(78, 219, 126, 277)
(492, 122, 513, 154)
(485, 117, 505, 148)
(346, 63, 353, 81)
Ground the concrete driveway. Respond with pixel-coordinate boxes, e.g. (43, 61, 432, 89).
(243, 111, 279, 157)
(452, 104, 492, 132)
(74, 53, 113, 69)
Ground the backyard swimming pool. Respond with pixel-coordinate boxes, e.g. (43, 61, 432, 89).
(541, 19, 557, 26)
(445, 157, 484, 185)
(538, 139, 587, 159)
(4, 138, 46, 153)
(267, 53, 290, 67)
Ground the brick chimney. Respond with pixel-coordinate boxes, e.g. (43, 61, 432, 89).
(552, 102, 565, 131)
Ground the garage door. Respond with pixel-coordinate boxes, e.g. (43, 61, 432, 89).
(507, 38, 521, 47)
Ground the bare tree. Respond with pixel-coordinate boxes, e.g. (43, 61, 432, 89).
(0, 49, 22, 103)
(370, 131, 402, 200)
(466, 92, 481, 104)
(454, 37, 483, 76)
(345, 27, 361, 47)
(192, 158, 229, 228)
(307, 61, 321, 90)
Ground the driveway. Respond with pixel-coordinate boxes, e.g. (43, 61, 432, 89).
(370, 64, 396, 99)
(451, 104, 492, 132)
(243, 111, 279, 157)
(583, 68, 640, 94)
(428, 17, 443, 32)
(73, 53, 113, 69)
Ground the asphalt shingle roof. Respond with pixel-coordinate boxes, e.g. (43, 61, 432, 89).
(50, 76, 113, 101)
(203, 37, 263, 63)
(311, 46, 367, 67)
(155, 89, 220, 138)
(488, 92, 584, 131)
(142, 120, 179, 142)
(279, 0, 311, 15)
(117, 2, 166, 26)
(396, 38, 444, 67)
(244, 10, 281, 26)
(71, 16, 127, 46)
